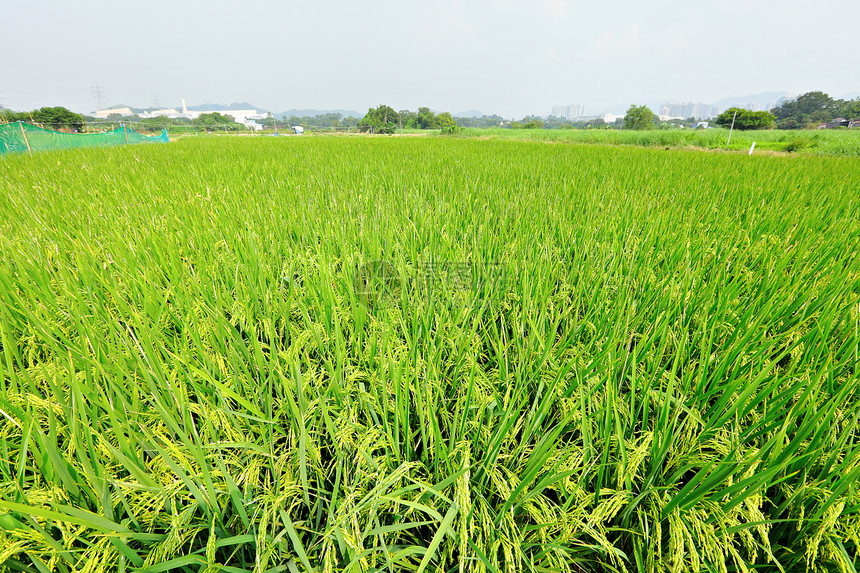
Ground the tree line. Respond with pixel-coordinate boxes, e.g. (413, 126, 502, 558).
(95, 94, 860, 133)
(620, 91, 860, 131)
(0, 107, 249, 133)
(6, 91, 858, 136)
(357, 105, 461, 134)
(1, 107, 86, 132)
(769, 92, 860, 129)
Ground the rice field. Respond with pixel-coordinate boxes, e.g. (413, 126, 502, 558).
(0, 137, 859, 572)
(455, 127, 860, 156)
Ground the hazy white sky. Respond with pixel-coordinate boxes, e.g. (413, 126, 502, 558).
(3, 0, 857, 117)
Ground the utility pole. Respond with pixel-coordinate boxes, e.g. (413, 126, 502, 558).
(726, 109, 738, 148)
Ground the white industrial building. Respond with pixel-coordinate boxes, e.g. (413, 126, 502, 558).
(174, 99, 266, 124)
(93, 107, 135, 118)
(140, 108, 180, 118)
(94, 99, 267, 126)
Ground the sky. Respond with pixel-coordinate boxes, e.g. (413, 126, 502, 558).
(3, 0, 858, 118)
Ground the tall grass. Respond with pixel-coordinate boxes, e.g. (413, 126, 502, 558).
(0, 137, 859, 572)
(455, 127, 860, 156)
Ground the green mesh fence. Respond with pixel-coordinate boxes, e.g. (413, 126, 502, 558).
(0, 122, 169, 156)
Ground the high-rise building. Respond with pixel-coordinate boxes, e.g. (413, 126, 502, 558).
(661, 102, 718, 120)
(551, 104, 586, 119)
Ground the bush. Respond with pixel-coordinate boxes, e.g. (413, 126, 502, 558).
(715, 108, 775, 130)
(437, 112, 462, 134)
(781, 138, 812, 153)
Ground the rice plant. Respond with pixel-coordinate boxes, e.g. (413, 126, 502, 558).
(0, 137, 858, 572)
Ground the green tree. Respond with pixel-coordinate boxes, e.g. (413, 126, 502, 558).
(839, 99, 860, 120)
(8, 107, 86, 131)
(398, 110, 418, 129)
(415, 107, 438, 129)
(358, 105, 399, 134)
(771, 92, 839, 128)
(518, 115, 544, 129)
(436, 112, 461, 134)
(139, 116, 172, 132)
(194, 112, 241, 131)
(509, 116, 544, 130)
(451, 114, 506, 128)
(623, 105, 656, 130)
(714, 108, 775, 131)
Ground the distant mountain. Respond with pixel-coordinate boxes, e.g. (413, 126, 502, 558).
(277, 109, 363, 119)
(455, 109, 485, 118)
(188, 102, 267, 112)
(840, 91, 860, 100)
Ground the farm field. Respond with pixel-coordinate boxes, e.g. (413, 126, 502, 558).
(454, 127, 860, 156)
(0, 137, 859, 572)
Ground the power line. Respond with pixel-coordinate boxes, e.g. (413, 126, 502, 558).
(91, 83, 106, 109)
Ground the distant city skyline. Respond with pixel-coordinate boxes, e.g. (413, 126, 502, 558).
(550, 104, 587, 119)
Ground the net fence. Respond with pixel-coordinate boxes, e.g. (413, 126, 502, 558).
(0, 122, 169, 156)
